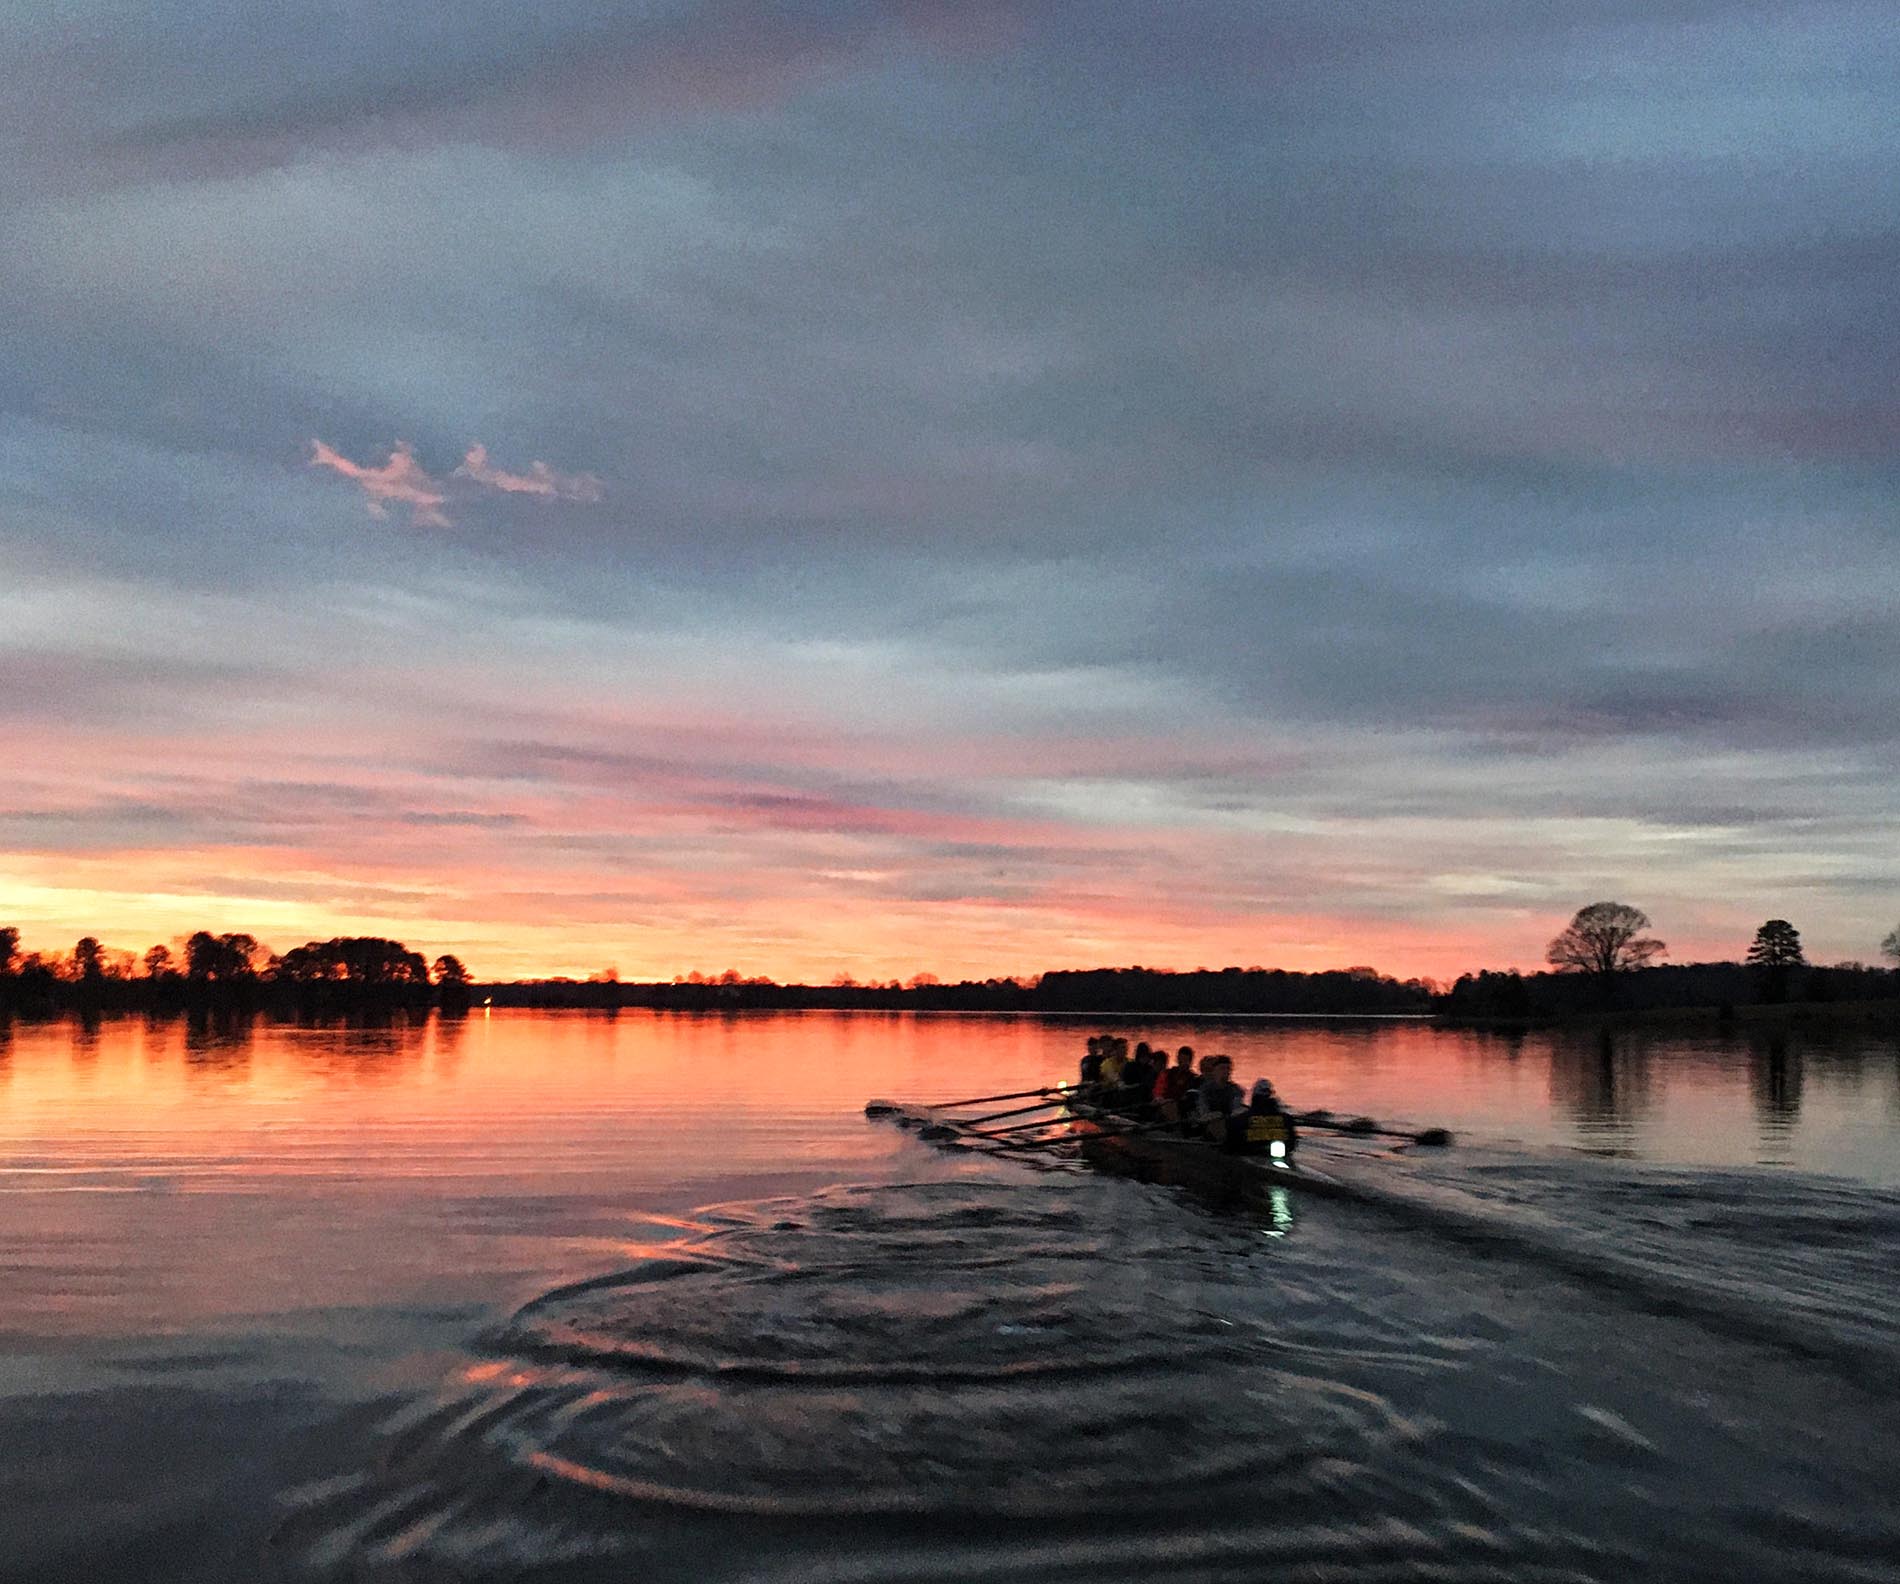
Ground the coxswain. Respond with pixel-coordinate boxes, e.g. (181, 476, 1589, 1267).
(1229, 1077, 1298, 1159)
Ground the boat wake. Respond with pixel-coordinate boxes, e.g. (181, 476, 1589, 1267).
(1313, 1140, 1900, 1378)
(274, 1160, 1900, 1583)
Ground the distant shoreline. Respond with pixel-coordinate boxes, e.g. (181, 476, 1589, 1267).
(1439, 998, 1899, 1032)
(4, 937, 1895, 1023)
(3, 999, 1894, 1032)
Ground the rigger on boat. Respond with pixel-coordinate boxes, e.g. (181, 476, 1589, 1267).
(863, 1037, 1448, 1200)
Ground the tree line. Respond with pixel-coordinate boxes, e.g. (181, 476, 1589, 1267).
(0, 927, 472, 1014)
(5, 905, 1897, 1022)
(1442, 903, 1900, 1022)
(488, 963, 1438, 1015)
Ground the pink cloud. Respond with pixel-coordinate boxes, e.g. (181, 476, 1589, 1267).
(452, 444, 603, 503)
(308, 439, 451, 527)
(311, 439, 603, 525)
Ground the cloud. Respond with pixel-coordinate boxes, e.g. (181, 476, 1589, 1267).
(3, 0, 1042, 192)
(452, 444, 602, 503)
(5, 2, 1899, 977)
(310, 439, 602, 525)
(308, 439, 450, 527)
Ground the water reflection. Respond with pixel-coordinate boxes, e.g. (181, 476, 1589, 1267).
(1749, 1036, 1804, 1158)
(1549, 1029, 1655, 1155)
(183, 1009, 255, 1076)
(0, 1010, 1896, 1189)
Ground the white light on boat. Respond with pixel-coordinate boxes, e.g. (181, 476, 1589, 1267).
(1269, 1140, 1287, 1160)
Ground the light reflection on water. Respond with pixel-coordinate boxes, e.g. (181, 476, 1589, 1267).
(2, 1009, 1897, 1182)
(0, 1009, 1897, 1342)
(0, 1010, 1897, 1582)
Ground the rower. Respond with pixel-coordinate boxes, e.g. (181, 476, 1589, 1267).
(1116, 1042, 1159, 1109)
(1188, 1054, 1242, 1142)
(1098, 1038, 1129, 1088)
(1152, 1045, 1196, 1120)
(1079, 1036, 1106, 1087)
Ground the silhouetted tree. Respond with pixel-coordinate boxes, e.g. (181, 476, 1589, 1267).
(4, 949, 57, 1010)
(185, 931, 218, 982)
(222, 934, 264, 979)
(431, 953, 473, 1012)
(1882, 923, 1900, 969)
(273, 937, 428, 988)
(1747, 920, 1804, 968)
(1746, 919, 1805, 1003)
(0, 926, 18, 978)
(185, 931, 265, 988)
(1443, 969, 1536, 1021)
(1545, 903, 1666, 1002)
(71, 937, 106, 982)
(143, 944, 175, 979)
(272, 942, 341, 983)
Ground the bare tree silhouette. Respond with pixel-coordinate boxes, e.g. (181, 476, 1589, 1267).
(1546, 903, 1666, 1003)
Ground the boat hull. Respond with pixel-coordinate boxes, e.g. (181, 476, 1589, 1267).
(1064, 1101, 1350, 1204)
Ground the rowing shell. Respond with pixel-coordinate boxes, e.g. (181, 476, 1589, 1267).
(1063, 1099, 1352, 1204)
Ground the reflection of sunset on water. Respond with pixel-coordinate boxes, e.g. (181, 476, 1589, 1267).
(5, 1013, 1900, 1339)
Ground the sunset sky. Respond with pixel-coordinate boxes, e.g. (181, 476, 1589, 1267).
(3, 2, 1896, 983)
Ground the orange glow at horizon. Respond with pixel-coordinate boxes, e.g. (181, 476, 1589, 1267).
(0, 854, 1754, 987)
(4, 696, 1830, 985)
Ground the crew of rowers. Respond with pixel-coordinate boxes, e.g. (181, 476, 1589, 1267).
(1077, 1036, 1298, 1158)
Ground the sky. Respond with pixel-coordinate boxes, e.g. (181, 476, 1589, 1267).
(2, 1, 1897, 983)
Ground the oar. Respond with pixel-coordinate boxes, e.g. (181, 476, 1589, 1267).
(954, 1097, 1073, 1127)
(1292, 1110, 1452, 1147)
(965, 1112, 1088, 1137)
(924, 1084, 1065, 1109)
(904, 1117, 1084, 1170)
(865, 1088, 1063, 1119)
(1083, 1114, 1199, 1143)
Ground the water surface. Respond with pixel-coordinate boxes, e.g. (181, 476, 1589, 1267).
(1, 1010, 1897, 1581)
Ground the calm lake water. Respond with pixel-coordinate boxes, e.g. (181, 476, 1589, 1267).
(2, 1009, 1897, 1582)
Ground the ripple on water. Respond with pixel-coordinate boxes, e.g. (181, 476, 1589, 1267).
(272, 1178, 1622, 1581)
